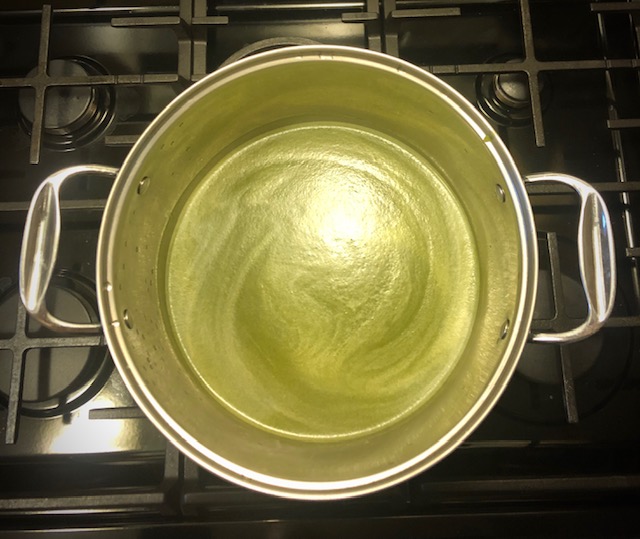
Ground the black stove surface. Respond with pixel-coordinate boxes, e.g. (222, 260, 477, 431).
(1, 1, 640, 537)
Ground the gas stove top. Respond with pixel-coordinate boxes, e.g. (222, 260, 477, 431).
(1, 1, 640, 536)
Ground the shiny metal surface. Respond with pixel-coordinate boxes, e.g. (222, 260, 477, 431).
(526, 174, 616, 344)
(19, 165, 118, 334)
(219, 37, 321, 68)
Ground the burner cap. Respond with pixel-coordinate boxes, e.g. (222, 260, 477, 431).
(493, 72, 531, 109)
(19, 59, 93, 131)
(18, 57, 115, 151)
(476, 57, 551, 127)
(0, 274, 111, 418)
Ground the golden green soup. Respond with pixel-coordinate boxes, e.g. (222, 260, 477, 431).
(166, 121, 479, 441)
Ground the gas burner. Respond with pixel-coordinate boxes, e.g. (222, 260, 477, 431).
(0, 272, 111, 418)
(516, 272, 602, 385)
(498, 326, 631, 425)
(18, 57, 116, 151)
(496, 239, 632, 425)
(220, 37, 321, 68)
(475, 57, 551, 127)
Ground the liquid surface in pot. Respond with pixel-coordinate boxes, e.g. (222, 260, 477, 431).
(165, 121, 479, 441)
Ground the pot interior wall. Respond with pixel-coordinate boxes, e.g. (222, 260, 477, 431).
(102, 50, 527, 489)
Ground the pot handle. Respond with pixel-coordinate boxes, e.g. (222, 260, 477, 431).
(525, 173, 616, 344)
(19, 165, 119, 334)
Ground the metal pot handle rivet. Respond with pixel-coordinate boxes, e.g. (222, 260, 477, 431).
(19, 165, 119, 334)
(525, 173, 616, 344)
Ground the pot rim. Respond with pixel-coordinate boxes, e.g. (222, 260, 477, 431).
(96, 45, 538, 499)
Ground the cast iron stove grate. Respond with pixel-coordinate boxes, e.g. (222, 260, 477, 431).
(0, 0, 639, 535)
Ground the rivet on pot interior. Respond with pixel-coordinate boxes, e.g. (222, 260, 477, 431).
(137, 176, 150, 195)
(103, 282, 113, 292)
(123, 309, 133, 329)
(500, 319, 510, 340)
(496, 184, 506, 203)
